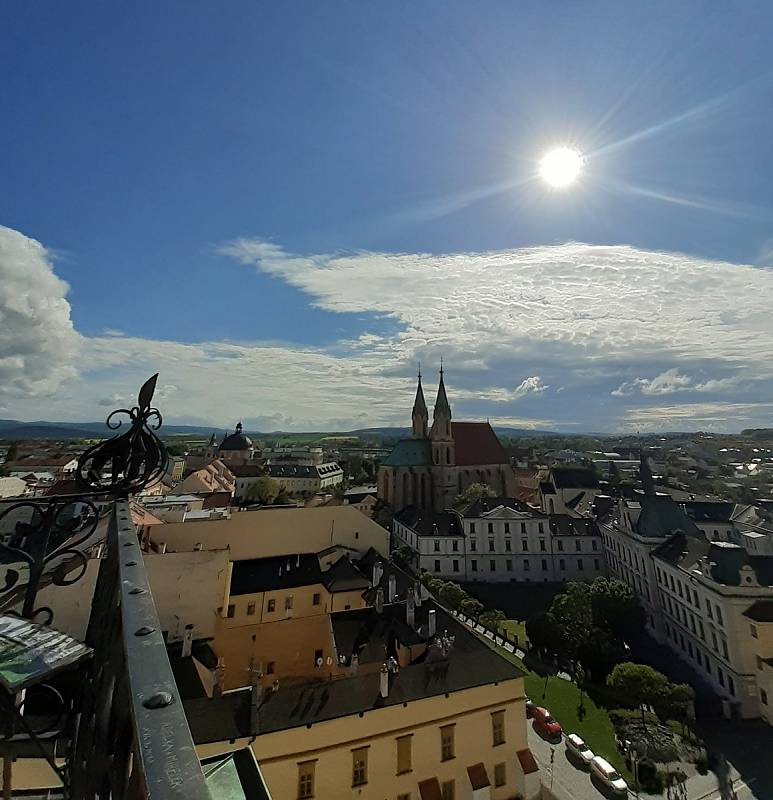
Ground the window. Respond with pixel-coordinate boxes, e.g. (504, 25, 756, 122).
(434, 540, 441, 552)
(592, 540, 598, 551)
(557, 540, 564, 552)
(504, 523, 510, 533)
(488, 538, 495, 552)
(488, 522, 494, 533)
(351, 747, 368, 786)
(538, 522, 544, 533)
(594, 559, 600, 570)
(492, 710, 505, 745)
(297, 760, 315, 799)
(470, 540, 477, 551)
(712, 631, 718, 651)
(751, 623, 758, 639)
(721, 639, 729, 659)
(718, 668, 725, 688)
(313, 648, 323, 666)
(398, 795, 411, 800)
(559, 558, 565, 571)
(577, 558, 584, 571)
(490, 559, 496, 572)
(540, 539, 546, 551)
(706, 598, 713, 619)
(716, 605, 723, 626)
(470, 523, 476, 533)
(542, 558, 548, 571)
(285, 595, 294, 611)
(505, 538, 512, 552)
(434, 559, 441, 572)
(440, 725, 455, 761)
(522, 539, 528, 551)
(227, 604, 235, 618)
(575, 540, 582, 552)
(728, 676, 735, 696)
(453, 559, 459, 572)
(266, 661, 275, 674)
(396, 734, 412, 775)
(524, 559, 531, 572)
(699, 621, 705, 640)
(494, 763, 506, 787)
(441, 781, 455, 800)
(677, 583, 683, 598)
(312, 593, 321, 606)
(762, 689, 768, 705)
(247, 601, 256, 616)
(506, 559, 513, 571)
(452, 540, 459, 552)
(693, 589, 699, 607)
(520, 523, 527, 534)
(471, 559, 478, 572)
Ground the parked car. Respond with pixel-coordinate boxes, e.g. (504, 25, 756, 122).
(565, 733, 594, 767)
(525, 696, 535, 718)
(532, 706, 562, 740)
(590, 756, 628, 796)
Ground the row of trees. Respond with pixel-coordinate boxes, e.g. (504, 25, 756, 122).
(526, 577, 646, 681)
(418, 572, 507, 631)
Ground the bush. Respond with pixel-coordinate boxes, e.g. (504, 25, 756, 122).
(609, 708, 659, 728)
(439, 581, 467, 611)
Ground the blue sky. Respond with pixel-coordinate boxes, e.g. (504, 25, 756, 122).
(2, 1, 773, 431)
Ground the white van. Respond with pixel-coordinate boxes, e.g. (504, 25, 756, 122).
(590, 755, 628, 795)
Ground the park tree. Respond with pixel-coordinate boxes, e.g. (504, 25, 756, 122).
(607, 662, 670, 728)
(438, 581, 467, 611)
(247, 476, 280, 505)
(460, 597, 484, 619)
(391, 544, 415, 569)
(525, 611, 563, 659)
(590, 577, 646, 642)
(654, 681, 695, 730)
(479, 608, 506, 630)
(577, 627, 627, 682)
(550, 582, 593, 665)
(453, 482, 495, 510)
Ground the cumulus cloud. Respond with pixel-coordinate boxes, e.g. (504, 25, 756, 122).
(0, 226, 78, 402)
(5, 226, 773, 431)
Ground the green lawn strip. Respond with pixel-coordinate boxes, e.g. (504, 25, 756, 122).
(498, 619, 527, 646)
(472, 628, 632, 781)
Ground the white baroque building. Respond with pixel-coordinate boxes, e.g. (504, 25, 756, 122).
(394, 497, 605, 583)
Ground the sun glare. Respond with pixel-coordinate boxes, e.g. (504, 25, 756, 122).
(538, 146, 584, 188)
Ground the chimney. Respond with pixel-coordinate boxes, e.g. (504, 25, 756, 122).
(182, 623, 194, 658)
(379, 664, 389, 699)
(351, 653, 359, 676)
(388, 574, 397, 602)
(375, 587, 384, 614)
(158, 542, 167, 554)
(194, 542, 202, 551)
(414, 581, 422, 607)
(406, 587, 415, 629)
(372, 561, 383, 586)
(428, 608, 437, 637)
(213, 657, 225, 696)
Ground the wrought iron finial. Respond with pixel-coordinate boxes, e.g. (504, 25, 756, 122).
(76, 374, 169, 495)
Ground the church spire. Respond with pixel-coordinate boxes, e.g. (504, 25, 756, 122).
(639, 448, 655, 495)
(434, 362, 451, 421)
(411, 365, 428, 438)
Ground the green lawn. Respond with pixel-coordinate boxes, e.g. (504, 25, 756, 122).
(476, 629, 631, 780)
(498, 619, 527, 647)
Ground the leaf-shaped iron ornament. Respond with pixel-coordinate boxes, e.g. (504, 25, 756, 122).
(76, 374, 169, 495)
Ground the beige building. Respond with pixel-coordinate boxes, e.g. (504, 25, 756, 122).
(0, 475, 26, 498)
(187, 559, 539, 800)
(177, 459, 235, 495)
(146, 505, 389, 561)
(267, 462, 344, 496)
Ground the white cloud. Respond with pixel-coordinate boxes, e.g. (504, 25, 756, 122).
(5, 227, 773, 431)
(0, 226, 78, 402)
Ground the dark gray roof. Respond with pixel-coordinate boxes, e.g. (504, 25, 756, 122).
(551, 467, 600, 489)
(681, 501, 735, 523)
(322, 556, 370, 593)
(230, 554, 323, 595)
(549, 515, 599, 537)
(636, 495, 701, 539)
(230, 465, 265, 478)
(220, 423, 253, 452)
(184, 602, 522, 743)
(267, 463, 341, 478)
(461, 496, 539, 518)
(201, 748, 271, 800)
(394, 506, 463, 537)
(744, 600, 773, 622)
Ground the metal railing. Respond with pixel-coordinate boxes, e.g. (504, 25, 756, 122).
(0, 376, 212, 800)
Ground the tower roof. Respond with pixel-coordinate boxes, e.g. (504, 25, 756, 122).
(433, 366, 451, 418)
(412, 370, 427, 417)
(219, 421, 253, 452)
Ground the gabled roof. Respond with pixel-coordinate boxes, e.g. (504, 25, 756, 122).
(636, 495, 701, 539)
(451, 422, 508, 466)
(551, 467, 599, 489)
(323, 556, 370, 593)
(461, 496, 541, 519)
(381, 439, 432, 467)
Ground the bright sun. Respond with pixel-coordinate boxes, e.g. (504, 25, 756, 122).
(538, 146, 584, 188)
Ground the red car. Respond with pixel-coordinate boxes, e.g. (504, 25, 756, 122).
(532, 706, 562, 740)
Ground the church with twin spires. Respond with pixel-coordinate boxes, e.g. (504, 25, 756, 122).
(377, 368, 515, 512)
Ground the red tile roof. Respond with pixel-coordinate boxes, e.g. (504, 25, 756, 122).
(517, 747, 539, 775)
(451, 422, 508, 466)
